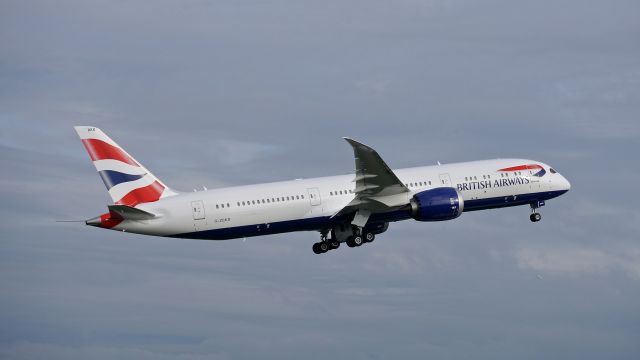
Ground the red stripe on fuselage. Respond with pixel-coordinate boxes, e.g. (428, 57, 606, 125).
(116, 181, 165, 207)
(81, 139, 139, 166)
(498, 164, 543, 172)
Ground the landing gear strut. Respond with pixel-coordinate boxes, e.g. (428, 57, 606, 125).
(530, 201, 544, 222)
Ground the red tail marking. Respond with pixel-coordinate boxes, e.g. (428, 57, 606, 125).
(81, 139, 139, 166)
(116, 181, 165, 207)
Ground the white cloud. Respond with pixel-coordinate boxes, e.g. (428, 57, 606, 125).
(515, 245, 640, 280)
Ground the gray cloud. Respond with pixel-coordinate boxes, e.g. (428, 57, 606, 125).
(1, 0, 640, 359)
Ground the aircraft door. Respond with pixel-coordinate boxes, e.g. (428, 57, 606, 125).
(439, 173, 452, 187)
(191, 200, 206, 231)
(191, 200, 205, 220)
(307, 188, 321, 206)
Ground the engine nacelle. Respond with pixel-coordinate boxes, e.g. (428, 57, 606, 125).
(410, 187, 464, 221)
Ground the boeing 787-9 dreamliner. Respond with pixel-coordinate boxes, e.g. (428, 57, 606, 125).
(74, 127, 570, 254)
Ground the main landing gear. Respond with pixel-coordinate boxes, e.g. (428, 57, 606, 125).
(312, 228, 375, 254)
(346, 232, 375, 247)
(312, 238, 340, 254)
(312, 232, 341, 254)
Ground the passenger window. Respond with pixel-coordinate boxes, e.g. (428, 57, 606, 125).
(301, 195, 304, 199)
(216, 204, 219, 209)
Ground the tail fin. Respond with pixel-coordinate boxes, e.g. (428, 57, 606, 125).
(74, 126, 178, 207)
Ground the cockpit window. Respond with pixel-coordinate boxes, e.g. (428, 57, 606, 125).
(549, 168, 557, 174)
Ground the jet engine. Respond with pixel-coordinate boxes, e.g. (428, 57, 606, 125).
(410, 187, 464, 221)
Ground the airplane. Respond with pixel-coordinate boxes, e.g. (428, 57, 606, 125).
(74, 126, 571, 254)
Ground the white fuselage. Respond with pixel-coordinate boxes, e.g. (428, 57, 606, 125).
(113, 158, 570, 240)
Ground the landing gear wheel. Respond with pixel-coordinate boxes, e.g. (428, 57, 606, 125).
(364, 233, 375, 243)
(530, 213, 542, 222)
(330, 240, 340, 249)
(319, 242, 329, 252)
(346, 237, 356, 248)
(352, 235, 363, 247)
(312, 243, 323, 254)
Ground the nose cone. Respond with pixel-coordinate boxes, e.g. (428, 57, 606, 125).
(560, 174, 571, 192)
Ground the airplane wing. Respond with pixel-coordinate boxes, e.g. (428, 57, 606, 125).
(333, 138, 410, 227)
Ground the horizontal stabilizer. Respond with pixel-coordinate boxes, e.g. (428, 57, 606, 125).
(108, 205, 157, 220)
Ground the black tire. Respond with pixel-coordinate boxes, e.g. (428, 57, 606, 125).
(346, 237, 355, 247)
(312, 243, 323, 254)
(330, 240, 340, 249)
(530, 213, 542, 222)
(319, 242, 329, 252)
(364, 233, 375, 242)
(353, 236, 363, 246)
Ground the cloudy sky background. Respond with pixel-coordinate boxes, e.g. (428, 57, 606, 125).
(1, 0, 639, 358)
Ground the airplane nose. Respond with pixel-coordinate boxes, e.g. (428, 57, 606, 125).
(561, 175, 571, 191)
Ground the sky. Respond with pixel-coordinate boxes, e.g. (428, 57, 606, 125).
(1, 0, 639, 359)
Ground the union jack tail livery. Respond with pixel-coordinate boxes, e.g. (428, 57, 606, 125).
(74, 126, 177, 207)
